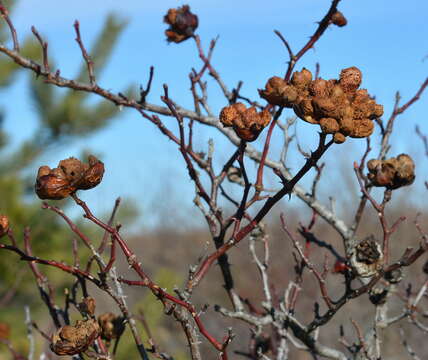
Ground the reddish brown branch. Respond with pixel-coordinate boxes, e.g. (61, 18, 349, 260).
(0, 2, 19, 52)
(73, 20, 96, 86)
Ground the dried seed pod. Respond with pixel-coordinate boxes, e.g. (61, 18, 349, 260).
(349, 118, 374, 138)
(35, 172, 75, 200)
(291, 68, 312, 88)
(75, 156, 105, 190)
(395, 154, 416, 186)
(0, 322, 10, 340)
(35, 155, 104, 200)
(309, 79, 330, 97)
(331, 11, 347, 27)
(259, 76, 298, 107)
(339, 66, 362, 93)
(369, 286, 388, 305)
(312, 97, 336, 118)
(164, 5, 198, 43)
(98, 313, 125, 341)
(78, 297, 96, 317)
(0, 215, 9, 238)
(219, 103, 272, 142)
(367, 154, 415, 189)
(319, 117, 340, 134)
(350, 236, 383, 277)
(333, 132, 346, 144)
(51, 319, 100, 356)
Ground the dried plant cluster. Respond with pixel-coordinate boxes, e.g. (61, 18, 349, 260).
(367, 153, 416, 189)
(35, 155, 104, 200)
(0, 2, 428, 360)
(220, 103, 272, 141)
(260, 67, 384, 143)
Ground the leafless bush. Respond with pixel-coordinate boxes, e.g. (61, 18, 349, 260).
(1, 1, 428, 360)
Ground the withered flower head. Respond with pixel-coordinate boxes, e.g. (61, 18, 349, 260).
(0, 215, 9, 238)
(219, 102, 272, 142)
(98, 313, 125, 341)
(331, 11, 347, 27)
(78, 297, 96, 317)
(35, 155, 105, 200)
(350, 236, 383, 277)
(367, 154, 415, 189)
(0, 322, 10, 340)
(50, 319, 100, 356)
(164, 5, 198, 43)
(260, 66, 383, 144)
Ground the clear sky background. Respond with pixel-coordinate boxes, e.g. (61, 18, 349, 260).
(2, 1, 427, 228)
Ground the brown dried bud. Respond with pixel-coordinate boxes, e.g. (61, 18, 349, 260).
(0, 215, 9, 238)
(350, 236, 383, 277)
(339, 67, 362, 93)
(35, 156, 104, 200)
(98, 313, 125, 341)
(51, 319, 100, 356)
(369, 286, 388, 305)
(319, 117, 340, 134)
(219, 103, 271, 142)
(331, 11, 347, 27)
(333, 132, 346, 144)
(291, 68, 312, 88)
(0, 323, 10, 340)
(259, 76, 298, 107)
(349, 118, 374, 138)
(164, 5, 198, 43)
(309, 79, 330, 97)
(35, 171, 74, 200)
(78, 297, 96, 317)
(367, 154, 415, 189)
(312, 97, 336, 118)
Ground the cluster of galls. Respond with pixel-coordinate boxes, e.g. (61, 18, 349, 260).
(51, 297, 125, 356)
(367, 154, 415, 189)
(164, 5, 198, 43)
(259, 67, 383, 144)
(35, 155, 104, 200)
(220, 103, 272, 142)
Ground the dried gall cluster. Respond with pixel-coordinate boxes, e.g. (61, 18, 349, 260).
(35, 155, 104, 200)
(164, 5, 198, 43)
(50, 319, 100, 356)
(367, 154, 415, 189)
(219, 102, 272, 142)
(349, 236, 383, 277)
(259, 67, 384, 144)
(0, 214, 9, 238)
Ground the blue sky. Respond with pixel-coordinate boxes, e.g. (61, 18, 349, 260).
(2, 1, 428, 228)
